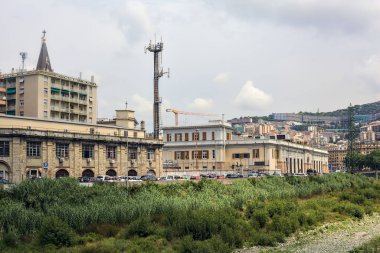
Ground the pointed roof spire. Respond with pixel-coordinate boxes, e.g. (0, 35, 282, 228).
(36, 30, 53, 72)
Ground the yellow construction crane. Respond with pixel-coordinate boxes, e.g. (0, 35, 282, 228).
(166, 108, 222, 126)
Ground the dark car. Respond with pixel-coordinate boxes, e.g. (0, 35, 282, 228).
(141, 175, 158, 181)
(226, 174, 239, 178)
(78, 176, 92, 182)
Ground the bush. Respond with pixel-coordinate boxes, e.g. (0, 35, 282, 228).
(269, 214, 299, 236)
(253, 232, 277, 246)
(252, 209, 269, 229)
(125, 217, 155, 238)
(84, 224, 120, 237)
(333, 203, 364, 219)
(38, 216, 75, 247)
(2, 227, 18, 247)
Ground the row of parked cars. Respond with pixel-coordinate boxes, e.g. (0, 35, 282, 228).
(77, 175, 158, 183)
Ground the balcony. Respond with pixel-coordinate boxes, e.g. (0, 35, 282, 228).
(61, 96, 70, 102)
(78, 110, 87, 115)
(51, 94, 60, 100)
(50, 106, 60, 111)
(7, 105, 15, 111)
(78, 99, 87, 105)
(61, 107, 70, 113)
(70, 97, 79, 103)
(70, 108, 78, 114)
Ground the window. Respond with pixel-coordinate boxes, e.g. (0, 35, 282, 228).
(212, 150, 215, 159)
(185, 133, 189, 141)
(202, 150, 208, 159)
(193, 151, 199, 159)
(43, 99, 48, 105)
(128, 148, 137, 160)
(27, 142, 41, 157)
(56, 143, 69, 158)
(175, 133, 182, 141)
(212, 132, 215, 140)
(202, 132, 207, 140)
(20, 100, 24, 106)
(175, 151, 181, 160)
(253, 149, 260, 158)
(193, 132, 199, 141)
(43, 111, 48, 118)
(0, 141, 10, 156)
(106, 146, 117, 159)
(233, 153, 250, 159)
(167, 133, 172, 142)
(82, 144, 94, 158)
(147, 149, 155, 160)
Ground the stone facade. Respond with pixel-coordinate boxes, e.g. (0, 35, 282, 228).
(0, 115, 163, 183)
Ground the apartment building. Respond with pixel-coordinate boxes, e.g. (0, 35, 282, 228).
(0, 86, 5, 113)
(162, 123, 329, 175)
(0, 32, 97, 123)
(0, 112, 163, 183)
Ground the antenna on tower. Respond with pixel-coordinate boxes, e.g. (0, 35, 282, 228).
(145, 36, 170, 139)
(20, 52, 28, 71)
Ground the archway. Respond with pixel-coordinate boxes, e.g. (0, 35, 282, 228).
(106, 169, 117, 177)
(128, 169, 137, 176)
(147, 169, 156, 176)
(82, 169, 94, 178)
(26, 168, 41, 179)
(0, 162, 10, 180)
(56, 169, 69, 178)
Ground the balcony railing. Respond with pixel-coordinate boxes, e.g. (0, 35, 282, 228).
(51, 94, 60, 100)
(78, 99, 87, 105)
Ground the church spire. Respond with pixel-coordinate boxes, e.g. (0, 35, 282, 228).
(36, 30, 53, 72)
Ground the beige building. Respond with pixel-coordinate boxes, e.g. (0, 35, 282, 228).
(162, 123, 329, 175)
(0, 113, 163, 183)
(0, 32, 97, 123)
(0, 87, 5, 113)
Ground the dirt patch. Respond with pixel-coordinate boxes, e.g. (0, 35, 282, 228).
(237, 213, 380, 253)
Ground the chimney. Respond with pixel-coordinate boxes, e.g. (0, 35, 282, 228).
(141, 120, 145, 131)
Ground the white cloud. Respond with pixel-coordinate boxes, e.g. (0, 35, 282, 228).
(358, 55, 380, 86)
(187, 98, 214, 111)
(131, 94, 152, 113)
(213, 72, 230, 84)
(234, 81, 273, 110)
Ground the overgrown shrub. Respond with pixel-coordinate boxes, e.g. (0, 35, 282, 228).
(38, 216, 75, 247)
(333, 203, 364, 219)
(1, 227, 18, 247)
(125, 217, 155, 238)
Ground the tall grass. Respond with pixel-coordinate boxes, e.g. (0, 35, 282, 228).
(0, 173, 377, 252)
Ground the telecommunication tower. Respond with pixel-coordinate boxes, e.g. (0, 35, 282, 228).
(20, 52, 28, 71)
(145, 38, 169, 139)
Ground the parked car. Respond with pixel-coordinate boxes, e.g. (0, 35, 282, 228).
(141, 175, 158, 181)
(95, 175, 112, 182)
(128, 176, 142, 181)
(190, 175, 201, 180)
(216, 175, 225, 179)
(78, 176, 92, 182)
(247, 172, 259, 178)
(226, 174, 239, 179)
(272, 171, 284, 177)
(160, 176, 174, 181)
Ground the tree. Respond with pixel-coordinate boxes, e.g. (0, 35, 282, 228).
(344, 152, 365, 171)
(345, 104, 360, 172)
(365, 150, 380, 170)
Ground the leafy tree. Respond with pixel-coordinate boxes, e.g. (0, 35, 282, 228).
(365, 150, 380, 170)
(344, 152, 365, 171)
(345, 104, 360, 172)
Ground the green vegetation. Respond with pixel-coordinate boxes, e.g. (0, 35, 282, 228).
(345, 150, 380, 171)
(0, 174, 379, 252)
(350, 236, 380, 253)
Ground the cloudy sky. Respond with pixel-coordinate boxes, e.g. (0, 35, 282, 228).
(1, 0, 380, 131)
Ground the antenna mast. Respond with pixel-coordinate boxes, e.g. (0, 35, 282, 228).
(145, 38, 169, 139)
(20, 52, 28, 71)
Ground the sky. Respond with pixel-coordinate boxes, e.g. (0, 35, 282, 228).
(1, 0, 380, 131)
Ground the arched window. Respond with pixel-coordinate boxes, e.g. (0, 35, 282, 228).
(147, 169, 156, 176)
(0, 162, 10, 180)
(56, 169, 69, 178)
(128, 169, 137, 176)
(82, 169, 94, 178)
(106, 169, 117, 177)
